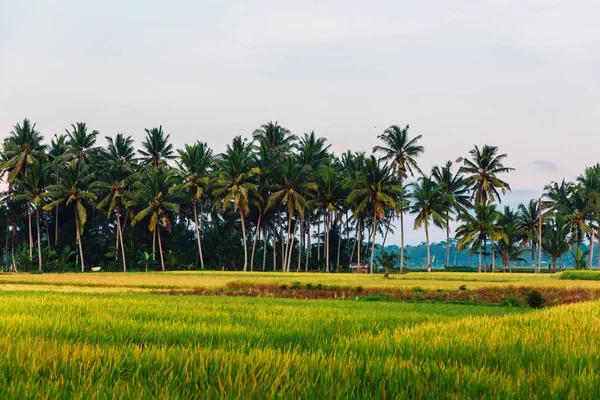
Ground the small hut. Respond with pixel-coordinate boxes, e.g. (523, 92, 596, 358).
(349, 262, 370, 273)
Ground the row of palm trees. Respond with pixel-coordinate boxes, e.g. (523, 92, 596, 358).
(2, 118, 598, 273)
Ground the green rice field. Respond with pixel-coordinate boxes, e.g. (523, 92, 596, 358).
(0, 272, 599, 398)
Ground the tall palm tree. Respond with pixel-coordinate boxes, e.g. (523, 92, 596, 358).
(64, 122, 100, 165)
(102, 133, 136, 166)
(2, 119, 47, 261)
(495, 206, 526, 272)
(212, 136, 257, 271)
(138, 126, 175, 170)
(432, 160, 471, 266)
(347, 156, 399, 273)
(576, 164, 600, 269)
(459, 144, 514, 204)
(409, 175, 450, 272)
(44, 161, 96, 272)
(12, 160, 51, 271)
(542, 213, 571, 272)
(563, 184, 595, 267)
(518, 200, 541, 266)
(253, 121, 296, 164)
(174, 142, 213, 269)
(250, 141, 275, 271)
(267, 157, 316, 272)
(455, 201, 500, 272)
(48, 134, 69, 245)
(128, 169, 181, 271)
(314, 161, 345, 272)
(373, 124, 424, 271)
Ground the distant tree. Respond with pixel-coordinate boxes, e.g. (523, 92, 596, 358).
(459, 144, 513, 204)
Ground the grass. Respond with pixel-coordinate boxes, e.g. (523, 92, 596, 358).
(560, 270, 600, 281)
(0, 291, 598, 398)
(3, 270, 600, 292)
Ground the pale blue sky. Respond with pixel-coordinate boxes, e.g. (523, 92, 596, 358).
(1, 1, 599, 244)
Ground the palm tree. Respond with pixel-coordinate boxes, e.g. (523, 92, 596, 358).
(138, 126, 175, 170)
(373, 124, 424, 271)
(542, 213, 571, 272)
(518, 200, 541, 266)
(212, 136, 257, 271)
(174, 142, 213, 269)
(432, 160, 471, 266)
(12, 160, 51, 270)
(347, 156, 399, 273)
(253, 121, 296, 164)
(44, 161, 96, 272)
(455, 201, 500, 272)
(128, 169, 181, 271)
(495, 206, 526, 272)
(102, 133, 136, 166)
(459, 144, 514, 204)
(314, 161, 345, 272)
(64, 122, 100, 165)
(564, 185, 595, 266)
(576, 164, 600, 269)
(267, 157, 317, 272)
(48, 134, 69, 245)
(2, 119, 47, 261)
(409, 175, 450, 272)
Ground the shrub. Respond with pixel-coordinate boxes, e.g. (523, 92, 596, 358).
(459, 285, 467, 291)
(526, 290, 545, 309)
(290, 281, 302, 290)
(559, 271, 600, 281)
(305, 283, 314, 290)
(503, 296, 521, 308)
(364, 294, 386, 302)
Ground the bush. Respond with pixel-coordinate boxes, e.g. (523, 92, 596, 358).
(503, 296, 521, 308)
(290, 281, 302, 290)
(459, 285, 467, 291)
(364, 294, 386, 302)
(305, 283, 314, 290)
(526, 290, 545, 309)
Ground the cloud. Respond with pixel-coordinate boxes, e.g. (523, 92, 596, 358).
(529, 160, 558, 172)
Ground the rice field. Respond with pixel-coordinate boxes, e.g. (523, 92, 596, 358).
(2, 270, 600, 292)
(1, 274, 599, 398)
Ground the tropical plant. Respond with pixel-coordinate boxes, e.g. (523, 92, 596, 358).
(459, 144, 514, 204)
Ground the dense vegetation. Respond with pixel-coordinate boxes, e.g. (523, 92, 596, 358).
(0, 290, 598, 398)
(2, 119, 599, 273)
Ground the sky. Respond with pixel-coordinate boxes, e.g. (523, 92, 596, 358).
(1, 1, 599, 245)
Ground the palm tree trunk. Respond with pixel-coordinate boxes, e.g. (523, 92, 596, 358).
(337, 218, 342, 268)
(280, 221, 285, 271)
(400, 209, 405, 273)
(5, 225, 9, 265)
(250, 212, 262, 272)
(55, 206, 59, 246)
(272, 222, 277, 271)
(74, 208, 85, 273)
(193, 200, 205, 270)
(284, 213, 292, 272)
(446, 216, 450, 267)
(262, 224, 267, 271)
(286, 219, 299, 272)
(157, 225, 165, 271)
(305, 215, 311, 272)
(589, 231, 595, 271)
(357, 217, 362, 265)
(44, 212, 51, 248)
(370, 209, 377, 274)
(325, 212, 330, 272)
(425, 223, 431, 272)
(491, 237, 495, 273)
(117, 209, 127, 272)
(297, 221, 303, 272)
(36, 208, 42, 271)
(240, 209, 248, 271)
(11, 224, 17, 272)
(115, 222, 120, 261)
(28, 202, 33, 261)
(317, 216, 321, 264)
(349, 233, 356, 265)
(152, 229, 156, 261)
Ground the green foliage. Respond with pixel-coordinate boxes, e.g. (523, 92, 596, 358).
(560, 271, 600, 281)
(526, 290, 545, 309)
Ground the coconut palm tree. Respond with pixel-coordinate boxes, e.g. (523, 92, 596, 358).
(138, 126, 175, 170)
(44, 161, 96, 272)
(12, 160, 51, 270)
(253, 121, 297, 164)
(409, 175, 450, 272)
(495, 206, 526, 272)
(373, 124, 424, 271)
(2, 119, 47, 261)
(128, 169, 181, 271)
(542, 213, 571, 272)
(518, 200, 541, 266)
(564, 185, 594, 258)
(347, 156, 400, 273)
(212, 136, 257, 271)
(64, 122, 100, 165)
(48, 134, 69, 245)
(174, 142, 213, 269)
(314, 161, 345, 272)
(459, 144, 514, 204)
(455, 201, 500, 272)
(576, 164, 600, 269)
(266, 157, 317, 272)
(431, 160, 472, 266)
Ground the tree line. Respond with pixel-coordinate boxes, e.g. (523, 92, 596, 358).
(1, 119, 598, 273)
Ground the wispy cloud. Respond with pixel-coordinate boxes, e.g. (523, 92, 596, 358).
(529, 160, 558, 172)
